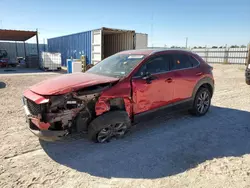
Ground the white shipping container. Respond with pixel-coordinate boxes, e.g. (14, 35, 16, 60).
(104, 32, 134, 59)
(41, 52, 62, 71)
(91, 28, 148, 64)
(48, 27, 148, 66)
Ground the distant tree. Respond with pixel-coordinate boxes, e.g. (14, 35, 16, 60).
(198, 46, 202, 49)
(193, 46, 197, 49)
(219, 46, 223, 48)
(240, 45, 247, 48)
(170, 46, 182, 48)
(230, 45, 239, 48)
(212, 46, 218, 48)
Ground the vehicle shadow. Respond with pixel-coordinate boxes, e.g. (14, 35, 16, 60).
(40, 106, 250, 179)
(0, 81, 6, 89)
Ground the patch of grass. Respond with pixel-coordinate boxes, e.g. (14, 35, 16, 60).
(238, 66, 246, 71)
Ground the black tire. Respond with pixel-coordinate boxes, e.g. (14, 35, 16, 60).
(246, 79, 250, 85)
(189, 87, 211, 116)
(88, 111, 131, 143)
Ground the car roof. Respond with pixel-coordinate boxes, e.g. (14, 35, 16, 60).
(119, 48, 195, 56)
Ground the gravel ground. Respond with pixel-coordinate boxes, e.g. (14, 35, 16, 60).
(0, 64, 250, 188)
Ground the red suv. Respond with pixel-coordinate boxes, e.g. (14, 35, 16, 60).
(23, 49, 214, 143)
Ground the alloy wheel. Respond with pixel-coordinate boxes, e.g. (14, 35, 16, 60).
(197, 91, 210, 114)
(97, 123, 127, 143)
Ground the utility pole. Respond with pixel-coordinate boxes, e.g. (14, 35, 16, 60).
(185, 37, 188, 49)
(43, 38, 46, 51)
(36, 28, 40, 63)
(150, 12, 154, 48)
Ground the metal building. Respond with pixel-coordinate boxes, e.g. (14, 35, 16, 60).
(0, 29, 44, 68)
(48, 27, 148, 66)
(0, 42, 47, 62)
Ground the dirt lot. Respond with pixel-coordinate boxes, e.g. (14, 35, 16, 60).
(0, 64, 250, 188)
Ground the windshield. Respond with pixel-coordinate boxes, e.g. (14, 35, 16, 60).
(86, 53, 145, 78)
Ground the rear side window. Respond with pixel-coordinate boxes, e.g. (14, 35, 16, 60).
(170, 54, 199, 70)
(189, 56, 200, 67)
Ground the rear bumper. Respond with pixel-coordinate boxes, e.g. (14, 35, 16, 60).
(245, 69, 250, 80)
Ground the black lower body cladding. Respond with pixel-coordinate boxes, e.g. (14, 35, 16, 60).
(245, 69, 250, 85)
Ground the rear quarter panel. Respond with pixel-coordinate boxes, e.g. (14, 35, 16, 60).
(172, 67, 202, 101)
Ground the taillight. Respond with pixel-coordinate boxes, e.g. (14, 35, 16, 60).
(206, 64, 213, 74)
(210, 67, 213, 75)
(209, 65, 213, 71)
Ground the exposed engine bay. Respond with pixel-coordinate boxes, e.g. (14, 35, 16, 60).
(37, 83, 113, 133)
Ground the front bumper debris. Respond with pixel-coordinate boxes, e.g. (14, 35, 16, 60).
(28, 121, 68, 141)
(23, 97, 68, 141)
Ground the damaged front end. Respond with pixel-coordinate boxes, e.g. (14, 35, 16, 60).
(23, 83, 112, 141)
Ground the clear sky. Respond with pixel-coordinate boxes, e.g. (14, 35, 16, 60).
(1, 0, 250, 47)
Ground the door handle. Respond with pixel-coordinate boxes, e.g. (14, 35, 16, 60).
(196, 72, 202, 76)
(165, 78, 173, 83)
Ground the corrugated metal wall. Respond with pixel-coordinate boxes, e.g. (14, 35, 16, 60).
(104, 32, 134, 58)
(192, 47, 249, 64)
(0, 42, 47, 62)
(48, 31, 92, 66)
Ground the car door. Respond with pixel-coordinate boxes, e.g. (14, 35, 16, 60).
(170, 53, 201, 102)
(131, 54, 175, 114)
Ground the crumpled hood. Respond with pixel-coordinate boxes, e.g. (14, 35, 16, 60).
(29, 72, 119, 95)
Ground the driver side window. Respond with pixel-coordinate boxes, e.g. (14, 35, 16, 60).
(135, 55, 170, 77)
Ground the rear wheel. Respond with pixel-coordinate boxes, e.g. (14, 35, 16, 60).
(88, 111, 131, 143)
(190, 87, 211, 116)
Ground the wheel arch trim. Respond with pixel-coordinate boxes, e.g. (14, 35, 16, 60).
(192, 77, 214, 100)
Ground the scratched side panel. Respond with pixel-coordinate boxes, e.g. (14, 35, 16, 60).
(95, 79, 132, 117)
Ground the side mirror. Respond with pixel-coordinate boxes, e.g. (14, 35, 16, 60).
(142, 72, 151, 80)
(142, 72, 156, 84)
